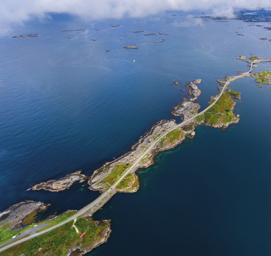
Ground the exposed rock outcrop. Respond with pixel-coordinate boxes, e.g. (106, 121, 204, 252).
(172, 100, 200, 120)
(28, 170, 87, 192)
(0, 201, 49, 229)
(89, 120, 190, 193)
(187, 79, 202, 101)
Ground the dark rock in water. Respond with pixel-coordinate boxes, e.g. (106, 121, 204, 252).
(144, 32, 157, 36)
(264, 27, 271, 31)
(201, 15, 230, 22)
(158, 32, 168, 36)
(260, 37, 268, 41)
(111, 24, 120, 28)
(0, 201, 49, 228)
(123, 45, 138, 49)
(12, 33, 39, 39)
(133, 30, 144, 33)
(28, 170, 87, 192)
(236, 32, 244, 36)
(61, 29, 85, 32)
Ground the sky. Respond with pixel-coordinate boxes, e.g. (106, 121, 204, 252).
(1, 0, 271, 34)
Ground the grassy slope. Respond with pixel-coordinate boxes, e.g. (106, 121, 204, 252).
(0, 211, 75, 245)
(197, 90, 240, 127)
(2, 217, 110, 256)
(252, 71, 271, 84)
(101, 163, 131, 189)
(117, 173, 139, 192)
(159, 128, 185, 148)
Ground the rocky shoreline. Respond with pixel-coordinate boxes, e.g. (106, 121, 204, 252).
(88, 119, 192, 193)
(68, 219, 111, 256)
(28, 170, 87, 192)
(0, 201, 49, 229)
(88, 79, 204, 193)
(197, 90, 241, 129)
(0, 202, 111, 256)
(2, 56, 266, 255)
(187, 79, 202, 101)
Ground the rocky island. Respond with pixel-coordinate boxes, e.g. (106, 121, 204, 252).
(196, 90, 241, 128)
(252, 71, 271, 85)
(123, 45, 138, 49)
(144, 32, 157, 36)
(28, 170, 87, 192)
(187, 79, 202, 101)
(89, 119, 191, 193)
(12, 33, 39, 39)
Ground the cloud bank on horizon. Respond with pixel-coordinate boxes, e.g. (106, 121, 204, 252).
(1, 0, 271, 33)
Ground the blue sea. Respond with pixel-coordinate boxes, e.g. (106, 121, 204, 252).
(0, 12, 271, 256)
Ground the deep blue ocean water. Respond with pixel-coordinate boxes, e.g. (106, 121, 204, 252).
(0, 12, 271, 256)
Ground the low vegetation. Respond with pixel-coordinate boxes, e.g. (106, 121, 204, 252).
(0, 225, 19, 245)
(249, 55, 260, 62)
(159, 128, 185, 148)
(197, 90, 240, 128)
(2, 217, 110, 256)
(0, 211, 75, 245)
(117, 173, 139, 192)
(252, 71, 271, 85)
(100, 163, 131, 190)
(228, 90, 241, 99)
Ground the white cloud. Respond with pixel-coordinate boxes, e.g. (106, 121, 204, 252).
(173, 16, 204, 27)
(1, 0, 271, 34)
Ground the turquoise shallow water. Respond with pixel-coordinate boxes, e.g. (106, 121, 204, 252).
(0, 12, 271, 255)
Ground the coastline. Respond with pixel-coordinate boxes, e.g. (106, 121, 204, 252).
(1, 56, 270, 255)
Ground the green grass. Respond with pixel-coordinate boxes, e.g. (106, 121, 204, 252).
(228, 90, 241, 99)
(159, 128, 184, 148)
(252, 71, 271, 85)
(196, 114, 205, 123)
(116, 173, 139, 192)
(41, 211, 75, 228)
(3, 218, 110, 256)
(249, 55, 260, 62)
(198, 91, 239, 127)
(0, 221, 42, 245)
(101, 163, 130, 189)
(0, 211, 75, 245)
(0, 225, 18, 244)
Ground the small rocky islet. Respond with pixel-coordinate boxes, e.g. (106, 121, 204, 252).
(28, 170, 87, 193)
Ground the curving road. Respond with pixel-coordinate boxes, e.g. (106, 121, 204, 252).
(0, 60, 265, 254)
